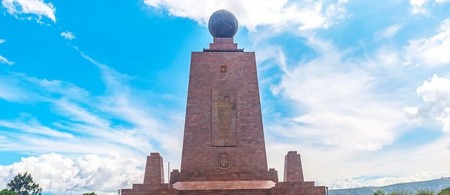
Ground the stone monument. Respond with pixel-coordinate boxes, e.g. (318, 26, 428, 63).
(121, 9, 326, 195)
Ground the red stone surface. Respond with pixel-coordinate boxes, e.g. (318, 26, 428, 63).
(179, 190, 270, 195)
(169, 169, 180, 184)
(120, 38, 326, 195)
(172, 180, 275, 190)
(208, 37, 238, 50)
(121, 183, 175, 195)
(270, 182, 326, 195)
(179, 38, 270, 182)
(284, 151, 304, 182)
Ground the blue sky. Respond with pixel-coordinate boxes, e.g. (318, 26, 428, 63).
(1, 0, 450, 194)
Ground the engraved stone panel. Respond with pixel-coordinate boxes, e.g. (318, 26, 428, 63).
(211, 88, 237, 146)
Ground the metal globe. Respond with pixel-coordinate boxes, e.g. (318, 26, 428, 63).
(208, 10, 238, 38)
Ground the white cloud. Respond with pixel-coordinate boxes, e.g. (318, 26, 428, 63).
(0, 55, 14, 65)
(376, 24, 403, 39)
(143, 0, 348, 30)
(0, 153, 143, 194)
(255, 33, 445, 184)
(410, 0, 450, 14)
(269, 37, 405, 152)
(267, 135, 450, 187)
(0, 72, 88, 102)
(1, 0, 56, 23)
(0, 39, 5, 44)
(405, 18, 450, 66)
(0, 118, 73, 139)
(410, 0, 430, 14)
(406, 74, 450, 135)
(60, 31, 75, 40)
(321, 170, 450, 189)
(0, 50, 184, 185)
(417, 75, 450, 104)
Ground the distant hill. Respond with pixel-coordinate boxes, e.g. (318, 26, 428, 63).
(329, 177, 450, 195)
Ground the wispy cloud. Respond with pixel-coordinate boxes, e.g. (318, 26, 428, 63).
(0, 39, 5, 44)
(143, 0, 348, 30)
(0, 55, 14, 65)
(376, 24, 403, 39)
(0, 118, 73, 139)
(249, 11, 450, 185)
(320, 169, 450, 189)
(410, 0, 450, 15)
(60, 31, 75, 40)
(1, 0, 56, 23)
(268, 35, 406, 152)
(0, 49, 182, 193)
(405, 18, 450, 66)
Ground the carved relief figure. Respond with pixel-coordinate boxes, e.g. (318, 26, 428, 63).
(211, 88, 237, 146)
(217, 95, 234, 138)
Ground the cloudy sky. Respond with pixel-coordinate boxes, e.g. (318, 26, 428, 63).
(1, 0, 450, 194)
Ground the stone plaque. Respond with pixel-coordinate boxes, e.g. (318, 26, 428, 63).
(211, 88, 237, 146)
(220, 65, 227, 73)
(218, 153, 231, 169)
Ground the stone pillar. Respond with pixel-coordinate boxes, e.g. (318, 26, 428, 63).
(284, 151, 304, 182)
(207, 37, 238, 50)
(269, 168, 279, 183)
(143, 153, 164, 184)
(179, 34, 269, 182)
(170, 169, 180, 184)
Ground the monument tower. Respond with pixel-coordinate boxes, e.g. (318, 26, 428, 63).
(122, 10, 326, 195)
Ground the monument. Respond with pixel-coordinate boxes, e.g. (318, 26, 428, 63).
(121, 9, 326, 195)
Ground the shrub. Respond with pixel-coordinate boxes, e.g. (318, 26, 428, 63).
(439, 188, 450, 195)
(416, 189, 434, 195)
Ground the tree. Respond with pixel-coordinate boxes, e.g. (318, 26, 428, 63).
(389, 189, 412, 195)
(439, 188, 450, 195)
(6, 172, 42, 195)
(0, 189, 18, 195)
(416, 189, 434, 195)
(82, 193, 97, 195)
(374, 190, 386, 195)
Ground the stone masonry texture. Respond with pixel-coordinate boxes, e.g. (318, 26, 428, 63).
(179, 37, 270, 182)
(120, 37, 326, 195)
(144, 153, 164, 184)
(284, 151, 305, 182)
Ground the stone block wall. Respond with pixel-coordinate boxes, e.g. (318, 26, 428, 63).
(179, 38, 269, 182)
(284, 151, 304, 182)
(144, 153, 164, 184)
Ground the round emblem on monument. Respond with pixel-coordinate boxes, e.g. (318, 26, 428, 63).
(208, 9, 238, 38)
(218, 153, 231, 169)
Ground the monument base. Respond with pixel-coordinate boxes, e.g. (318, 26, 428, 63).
(121, 182, 326, 195)
(121, 183, 175, 195)
(121, 152, 326, 195)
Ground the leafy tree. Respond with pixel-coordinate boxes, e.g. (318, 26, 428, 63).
(0, 189, 18, 195)
(6, 172, 42, 195)
(388, 189, 413, 195)
(439, 187, 450, 195)
(374, 190, 413, 195)
(416, 189, 434, 195)
(82, 193, 97, 195)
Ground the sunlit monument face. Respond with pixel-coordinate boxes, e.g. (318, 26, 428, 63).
(121, 9, 326, 195)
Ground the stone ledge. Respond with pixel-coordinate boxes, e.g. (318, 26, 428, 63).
(172, 180, 276, 190)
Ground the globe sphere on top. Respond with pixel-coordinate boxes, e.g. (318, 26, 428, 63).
(208, 9, 238, 38)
